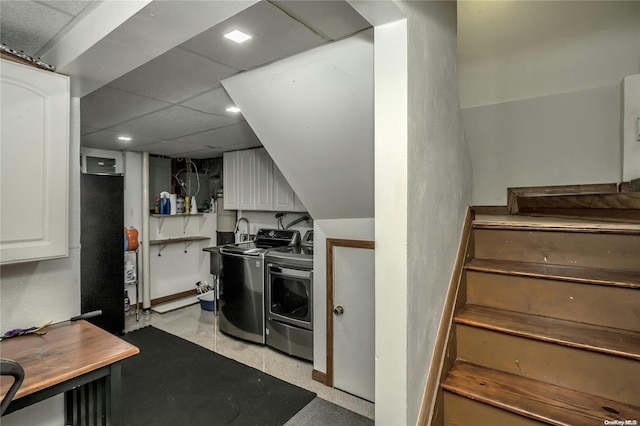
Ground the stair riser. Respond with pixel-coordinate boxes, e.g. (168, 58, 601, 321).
(473, 229, 640, 270)
(456, 325, 640, 405)
(444, 392, 546, 426)
(466, 271, 640, 331)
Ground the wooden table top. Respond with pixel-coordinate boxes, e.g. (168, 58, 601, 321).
(0, 320, 139, 400)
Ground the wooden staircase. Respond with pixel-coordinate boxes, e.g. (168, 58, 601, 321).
(441, 214, 640, 425)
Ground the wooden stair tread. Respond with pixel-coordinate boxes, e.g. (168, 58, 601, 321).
(466, 259, 640, 289)
(473, 214, 640, 234)
(456, 305, 640, 360)
(443, 361, 640, 425)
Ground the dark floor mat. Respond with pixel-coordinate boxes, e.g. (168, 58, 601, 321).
(121, 326, 316, 426)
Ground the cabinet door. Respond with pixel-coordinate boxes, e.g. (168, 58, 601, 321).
(1, 60, 70, 264)
(255, 148, 273, 211)
(223, 151, 239, 209)
(293, 192, 307, 212)
(273, 164, 295, 211)
(238, 149, 256, 210)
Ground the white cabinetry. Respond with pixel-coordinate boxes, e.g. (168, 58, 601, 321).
(224, 147, 305, 213)
(255, 147, 273, 210)
(0, 60, 70, 264)
(223, 151, 239, 209)
(238, 149, 256, 210)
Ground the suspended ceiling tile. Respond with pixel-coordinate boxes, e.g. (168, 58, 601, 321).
(179, 1, 327, 71)
(81, 125, 99, 135)
(180, 86, 243, 118)
(0, 1, 74, 56)
(177, 147, 225, 159)
(81, 130, 162, 151)
(271, 1, 371, 41)
(38, 1, 93, 16)
(135, 140, 205, 157)
(174, 121, 259, 147)
(109, 105, 235, 140)
(81, 87, 172, 129)
(108, 47, 239, 104)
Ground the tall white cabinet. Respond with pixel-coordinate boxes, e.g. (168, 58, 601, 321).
(0, 59, 70, 264)
(224, 147, 306, 212)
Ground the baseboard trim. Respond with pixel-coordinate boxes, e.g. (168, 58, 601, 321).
(312, 369, 328, 385)
(151, 289, 198, 307)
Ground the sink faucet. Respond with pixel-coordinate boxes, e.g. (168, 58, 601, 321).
(234, 217, 250, 241)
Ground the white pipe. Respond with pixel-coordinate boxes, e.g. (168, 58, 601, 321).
(142, 152, 151, 310)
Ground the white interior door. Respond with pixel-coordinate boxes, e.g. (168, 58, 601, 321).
(333, 246, 375, 402)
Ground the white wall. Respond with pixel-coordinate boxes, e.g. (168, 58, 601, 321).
(222, 31, 374, 220)
(623, 74, 640, 181)
(0, 98, 82, 426)
(398, 1, 473, 424)
(148, 213, 216, 301)
(459, 1, 640, 205)
(235, 211, 312, 238)
(371, 18, 409, 426)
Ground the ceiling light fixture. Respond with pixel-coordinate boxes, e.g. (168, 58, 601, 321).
(118, 136, 132, 141)
(226, 106, 241, 113)
(224, 30, 252, 44)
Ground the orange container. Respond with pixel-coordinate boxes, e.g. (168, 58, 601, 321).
(124, 226, 139, 251)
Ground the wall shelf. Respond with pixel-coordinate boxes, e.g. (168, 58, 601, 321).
(151, 213, 203, 234)
(149, 236, 210, 256)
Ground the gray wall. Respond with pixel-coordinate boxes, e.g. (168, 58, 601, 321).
(459, 1, 640, 205)
(399, 1, 472, 423)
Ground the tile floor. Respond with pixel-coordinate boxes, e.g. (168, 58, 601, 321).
(124, 304, 375, 421)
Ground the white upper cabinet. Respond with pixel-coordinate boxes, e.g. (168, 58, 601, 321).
(223, 151, 239, 210)
(273, 164, 295, 211)
(224, 147, 306, 213)
(255, 147, 273, 211)
(1, 59, 70, 264)
(238, 149, 256, 210)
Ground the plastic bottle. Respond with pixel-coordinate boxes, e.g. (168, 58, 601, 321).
(190, 196, 198, 214)
(124, 260, 136, 282)
(124, 226, 139, 251)
(124, 290, 130, 312)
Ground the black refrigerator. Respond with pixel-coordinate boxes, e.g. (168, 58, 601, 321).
(81, 173, 124, 334)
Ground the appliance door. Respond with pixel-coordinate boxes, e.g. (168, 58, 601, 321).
(267, 264, 313, 330)
(219, 252, 265, 344)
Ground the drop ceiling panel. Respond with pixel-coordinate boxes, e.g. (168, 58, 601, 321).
(272, 1, 370, 40)
(81, 130, 162, 151)
(180, 148, 225, 159)
(180, 86, 242, 117)
(0, 1, 75, 55)
(81, 87, 172, 129)
(174, 122, 259, 148)
(38, 1, 93, 16)
(108, 105, 235, 140)
(136, 140, 206, 157)
(107, 47, 239, 103)
(180, 1, 327, 71)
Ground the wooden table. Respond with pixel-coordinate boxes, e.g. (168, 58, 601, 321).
(0, 320, 139, 424)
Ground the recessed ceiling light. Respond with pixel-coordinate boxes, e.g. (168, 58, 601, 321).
(224, 30, 252, 44)
(118, 136, 132, 141)
(226, 106, 241, 113)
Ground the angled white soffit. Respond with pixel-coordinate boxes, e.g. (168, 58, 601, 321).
(222, 30, 374, 220)
(42, 0, 259, 97)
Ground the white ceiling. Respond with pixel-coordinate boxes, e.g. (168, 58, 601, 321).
(0, 0, 371, 158)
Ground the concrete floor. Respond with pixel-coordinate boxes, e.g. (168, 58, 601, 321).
(124, 304, 375, 421)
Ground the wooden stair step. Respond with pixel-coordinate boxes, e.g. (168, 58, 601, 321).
(456, 305, 640, 361)
(473, 214, 640, 234)
(466, 259, 640, 289)
(443, 361, 640, 425)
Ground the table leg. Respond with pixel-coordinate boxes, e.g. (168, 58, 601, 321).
(107, 363, 122, 426)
